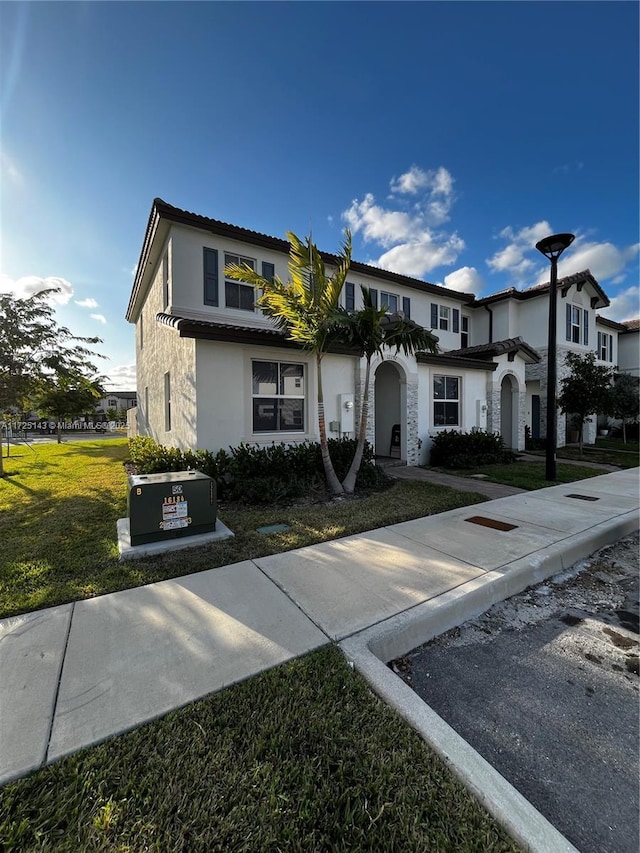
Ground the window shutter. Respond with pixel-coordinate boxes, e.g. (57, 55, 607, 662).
(203, 248, 219, 306)
(402, 296, 411, 318)
(261, 261, 275, 283)
(369, 288, 378, 307)
(452, 308, 460, 333)
(431, 303, 438, 329)
(345, 282, 355, 311)
(566, 304, 572, 342)
(608, 334, 613, 361)
(597, 331, 602, 355)
(583, 309, 589, 346)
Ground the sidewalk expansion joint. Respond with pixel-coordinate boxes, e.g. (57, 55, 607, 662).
(44, 601, 75, 766)
(251, 560, 333, 645)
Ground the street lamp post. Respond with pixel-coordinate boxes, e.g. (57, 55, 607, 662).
(535, 233, 575, 481)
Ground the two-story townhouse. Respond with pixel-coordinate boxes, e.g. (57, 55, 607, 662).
(470, 272, 616, 445)
(127, 199, 542, 464)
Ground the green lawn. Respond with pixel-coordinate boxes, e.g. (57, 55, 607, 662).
(0, 439, 486, 618)
(441, 461, 606, 491)
(0, 646, 520, 853)
(526, 444, 639, 469)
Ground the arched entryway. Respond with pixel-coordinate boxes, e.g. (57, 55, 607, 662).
(374, 361, 404, 459)
(500, 374, 518, 449)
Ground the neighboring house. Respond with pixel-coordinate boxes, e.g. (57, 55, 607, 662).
(125, 198, 637, 464)
(97, 391, 137, 414)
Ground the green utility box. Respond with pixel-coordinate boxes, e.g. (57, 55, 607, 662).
(127, 471, 216, 546)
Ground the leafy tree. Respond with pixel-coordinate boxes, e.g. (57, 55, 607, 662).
(0, 289, 105, 474)
(337, 287, 438, 493)
(558, 351, 614, 453)
(37, 375, 105, 443)
(611, 372, 640, 443)
(225, 231, 352, 495)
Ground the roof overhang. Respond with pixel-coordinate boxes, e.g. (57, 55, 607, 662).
(416, 353, 498, 371)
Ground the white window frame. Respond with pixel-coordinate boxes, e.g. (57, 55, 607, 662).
(251, 360, 305, 434)
(570, 305, 583, 344)
(433, 374, 460, 427)
(224, 253, 256, 311)
(380, 291, 398, 313)
(439, 305, 450, 331)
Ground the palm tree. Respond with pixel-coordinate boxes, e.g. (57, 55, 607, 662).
(225, 231, 352, 495)
(340, 286, 439, 494)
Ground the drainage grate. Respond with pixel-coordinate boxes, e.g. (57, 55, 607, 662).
(465, 516, 518, 532)
(565, 494, 600, 502)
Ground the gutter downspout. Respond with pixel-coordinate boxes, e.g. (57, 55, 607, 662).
(484, 304, 493, 343)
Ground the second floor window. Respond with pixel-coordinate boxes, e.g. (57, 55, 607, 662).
(566, 304, 589, 345)
(225, 253, 255, 311)
(598, 331, 613, 362)
(381, 291, 398, 313)
(430, 303, 460, 333)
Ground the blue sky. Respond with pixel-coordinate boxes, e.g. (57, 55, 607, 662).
(1, 1, 638, 389)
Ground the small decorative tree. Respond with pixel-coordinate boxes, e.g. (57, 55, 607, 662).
(36, 375, 105, 443)
(611, 372, 640, 444)
(558, 352, 614, 454)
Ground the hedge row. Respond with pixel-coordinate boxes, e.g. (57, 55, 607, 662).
(128, 436, 385, 504)
(429, 429, 516, 469)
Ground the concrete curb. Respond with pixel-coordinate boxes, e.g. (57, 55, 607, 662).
(340, 512, 638, 853)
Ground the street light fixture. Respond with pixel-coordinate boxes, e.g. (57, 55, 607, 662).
(535, 232, 575, 481)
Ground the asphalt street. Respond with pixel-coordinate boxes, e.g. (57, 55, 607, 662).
(396, 533, 639, 853)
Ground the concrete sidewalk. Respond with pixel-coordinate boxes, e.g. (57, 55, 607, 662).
(1, 469, 638, 814)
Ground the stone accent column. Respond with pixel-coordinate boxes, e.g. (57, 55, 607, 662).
(406, 379, 419, 465)
(486, 385, 501, 434)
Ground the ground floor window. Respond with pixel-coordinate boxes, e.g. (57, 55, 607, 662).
(252, 360, 305, 432)
(433, 375, 459, 426)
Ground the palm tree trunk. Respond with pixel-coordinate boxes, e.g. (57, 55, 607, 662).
(342, 357, 372, 494)
(316, 354, 344, 495)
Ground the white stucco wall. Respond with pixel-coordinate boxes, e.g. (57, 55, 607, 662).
(192, 341, 358, 452)
(419, 365, 492, 463)
(617, 330, 639, 376)
(135, 259, 197, 449)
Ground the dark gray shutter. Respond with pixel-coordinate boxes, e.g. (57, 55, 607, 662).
(597, 331, 602, 355)
(369, 288, 378, 307)
(203, 248, 218, 306)
(452, 308, 460, 333)
(431, 303, 438, 328)
(402, 296, 411, 318)
(583, 309, 588, 346)
(261, 261, 275, 283)
(345, 282, 355, 311)
(566, 304, 572, 341)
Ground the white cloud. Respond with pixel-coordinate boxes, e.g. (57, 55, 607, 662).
(342, 166, 462, 277)
(105, 363, 137, 389)
(376, 233, 465, 278)
(598, 286, 640, 323)
(90, 313, 107, 324)
(442, 266, 484, 293)
(487, 221, 553, 282)
(0, 274, 73, 304)
(390, 165, 430, 195)
(75, 297, 99, 308)
(550, 240, 640, 285)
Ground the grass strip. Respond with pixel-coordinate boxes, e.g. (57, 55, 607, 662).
(0, 440, 486, 618)
(443, 461, 608, 491)
(0, 646, 520, 852)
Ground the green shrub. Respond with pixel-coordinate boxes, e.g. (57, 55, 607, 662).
(128, 436, 384, 504)
(429, 429, 516, 469)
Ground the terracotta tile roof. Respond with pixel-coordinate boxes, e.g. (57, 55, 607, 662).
(622, 318, 640, 331)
